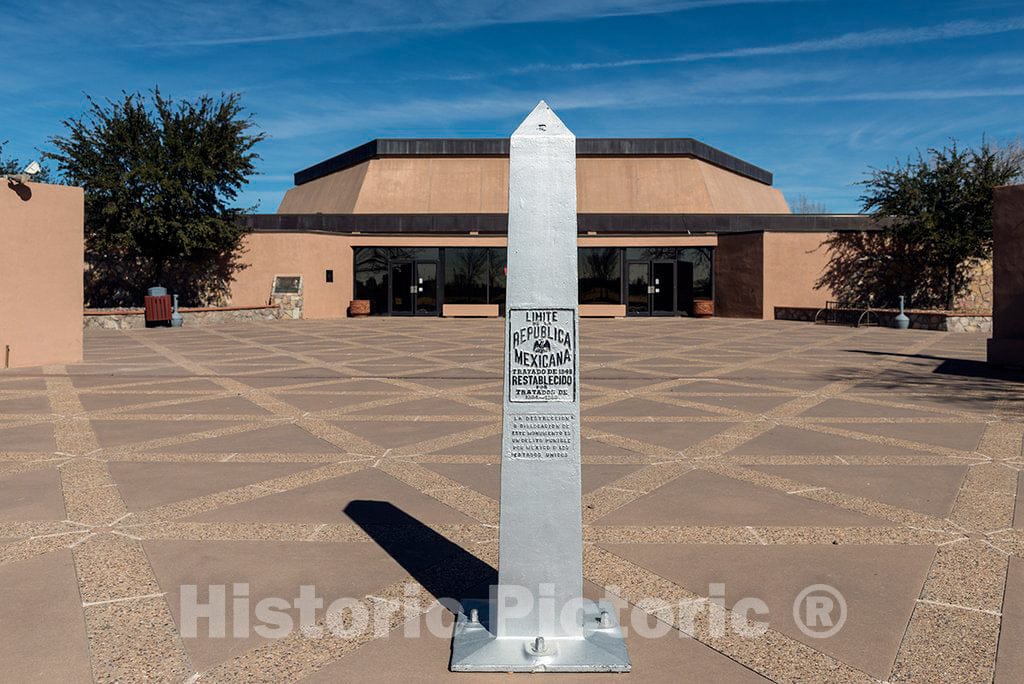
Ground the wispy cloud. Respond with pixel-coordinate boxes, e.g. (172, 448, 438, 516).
(720, 85, 1024, 104)
(139, 0, 812, 47)
(260, 66, 845, 139)
(512, 16, 1024, 73)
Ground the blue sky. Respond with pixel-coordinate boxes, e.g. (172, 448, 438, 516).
(2, 0, 1022, 213)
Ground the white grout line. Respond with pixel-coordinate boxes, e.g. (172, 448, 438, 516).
(68, 532, 97, 548)
(916, 598, 1001, 617)
(110, 529, 143, 541)
(365, 594, 409, 611)
(937, 536, 966, 548)
(744, 526, 768, 545)
(82, 591, 167, 608)
(980, 539, 1013, 557)
(29, 529, 90, 541)
(602, 485, 646, 494)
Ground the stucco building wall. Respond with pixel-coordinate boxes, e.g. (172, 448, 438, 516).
(0, 182, 84, 368)
(988, 184, 1024, 365)
(248, 140, 847, 321)
(713, 233, 764, 318)
(712, 231, 833, 319)
(762, 232, 833, 318)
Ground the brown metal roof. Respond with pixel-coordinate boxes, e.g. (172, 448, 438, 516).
(293, 138, 774, 187)
(242, 213, 880, 235)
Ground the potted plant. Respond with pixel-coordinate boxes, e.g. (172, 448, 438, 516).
(692, 299, 714, 318)
(349, 299, 371, 317)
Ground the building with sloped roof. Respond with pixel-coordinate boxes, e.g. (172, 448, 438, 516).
(230, 138, 875, 319)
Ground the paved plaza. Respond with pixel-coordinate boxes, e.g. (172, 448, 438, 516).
(1, 318, 1022, 682)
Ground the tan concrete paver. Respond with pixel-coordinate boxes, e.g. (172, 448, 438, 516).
(0, 319, 1020, 682)
(747, 464, 969, 517)
(594, 470, 893, 527)
(600, 543, 936, 679)
(0, 468, 68, 521)
(0, 550, 92, 682)
(996, 556, 1024, 683)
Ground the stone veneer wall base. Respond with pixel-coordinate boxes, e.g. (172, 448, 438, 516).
(774, 307, 992, 333)
(84, 305, 289, 330)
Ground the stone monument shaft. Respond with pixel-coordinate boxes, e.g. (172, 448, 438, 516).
(497, 101, 583, 638)
(450, 102, 630, 672)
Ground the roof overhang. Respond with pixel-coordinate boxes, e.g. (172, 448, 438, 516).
(293, 138, 774, 187)
(242, 213, 881, 236)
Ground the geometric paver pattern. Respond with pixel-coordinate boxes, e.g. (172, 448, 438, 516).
(1, 319, 1022, 682)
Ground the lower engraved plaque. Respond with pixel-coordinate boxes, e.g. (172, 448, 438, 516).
(508, 414, 574, 459)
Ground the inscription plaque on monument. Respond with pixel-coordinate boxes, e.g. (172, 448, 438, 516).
(450, 102, 631, 673)
(508, 308, 576, 403)
(508, 414, 573, 459)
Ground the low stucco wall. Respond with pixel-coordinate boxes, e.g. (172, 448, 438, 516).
(0, 181, 84, 368)
(988, 184, 1024, 365)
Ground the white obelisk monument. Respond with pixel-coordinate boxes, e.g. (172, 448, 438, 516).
(450, 102, 631, 672)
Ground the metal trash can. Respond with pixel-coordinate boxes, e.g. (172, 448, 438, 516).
(144, 295, 173, 327)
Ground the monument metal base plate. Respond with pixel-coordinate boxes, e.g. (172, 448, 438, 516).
(450, 599, 631, 673)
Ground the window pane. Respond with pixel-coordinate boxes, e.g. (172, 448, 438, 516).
(444, 248, 489, 304)
(679, 247, 713, 299)
(354, 248, 388, 315)
(389, 247, 439, 260)
(625, 247, 677, 261)
(578, 248, 621, 304)
(488, 248, 506, 305)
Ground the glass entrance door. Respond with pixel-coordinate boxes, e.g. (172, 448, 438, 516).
(415, 262, 438, 315)
(627, 262, 651, 315)
(390, 261, 414, 314)
(627, 261, 677, 316)
(651, 262, 675, 315)
(391, 261, 439, 315)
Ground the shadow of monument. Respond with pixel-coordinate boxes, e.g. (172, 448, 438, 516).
(343, 500, 495, 612)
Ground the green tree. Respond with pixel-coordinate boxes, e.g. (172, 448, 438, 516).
(855, 140, 1024, 310)
(45, 89, 265, 307)
(0, 141, 52, 183)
